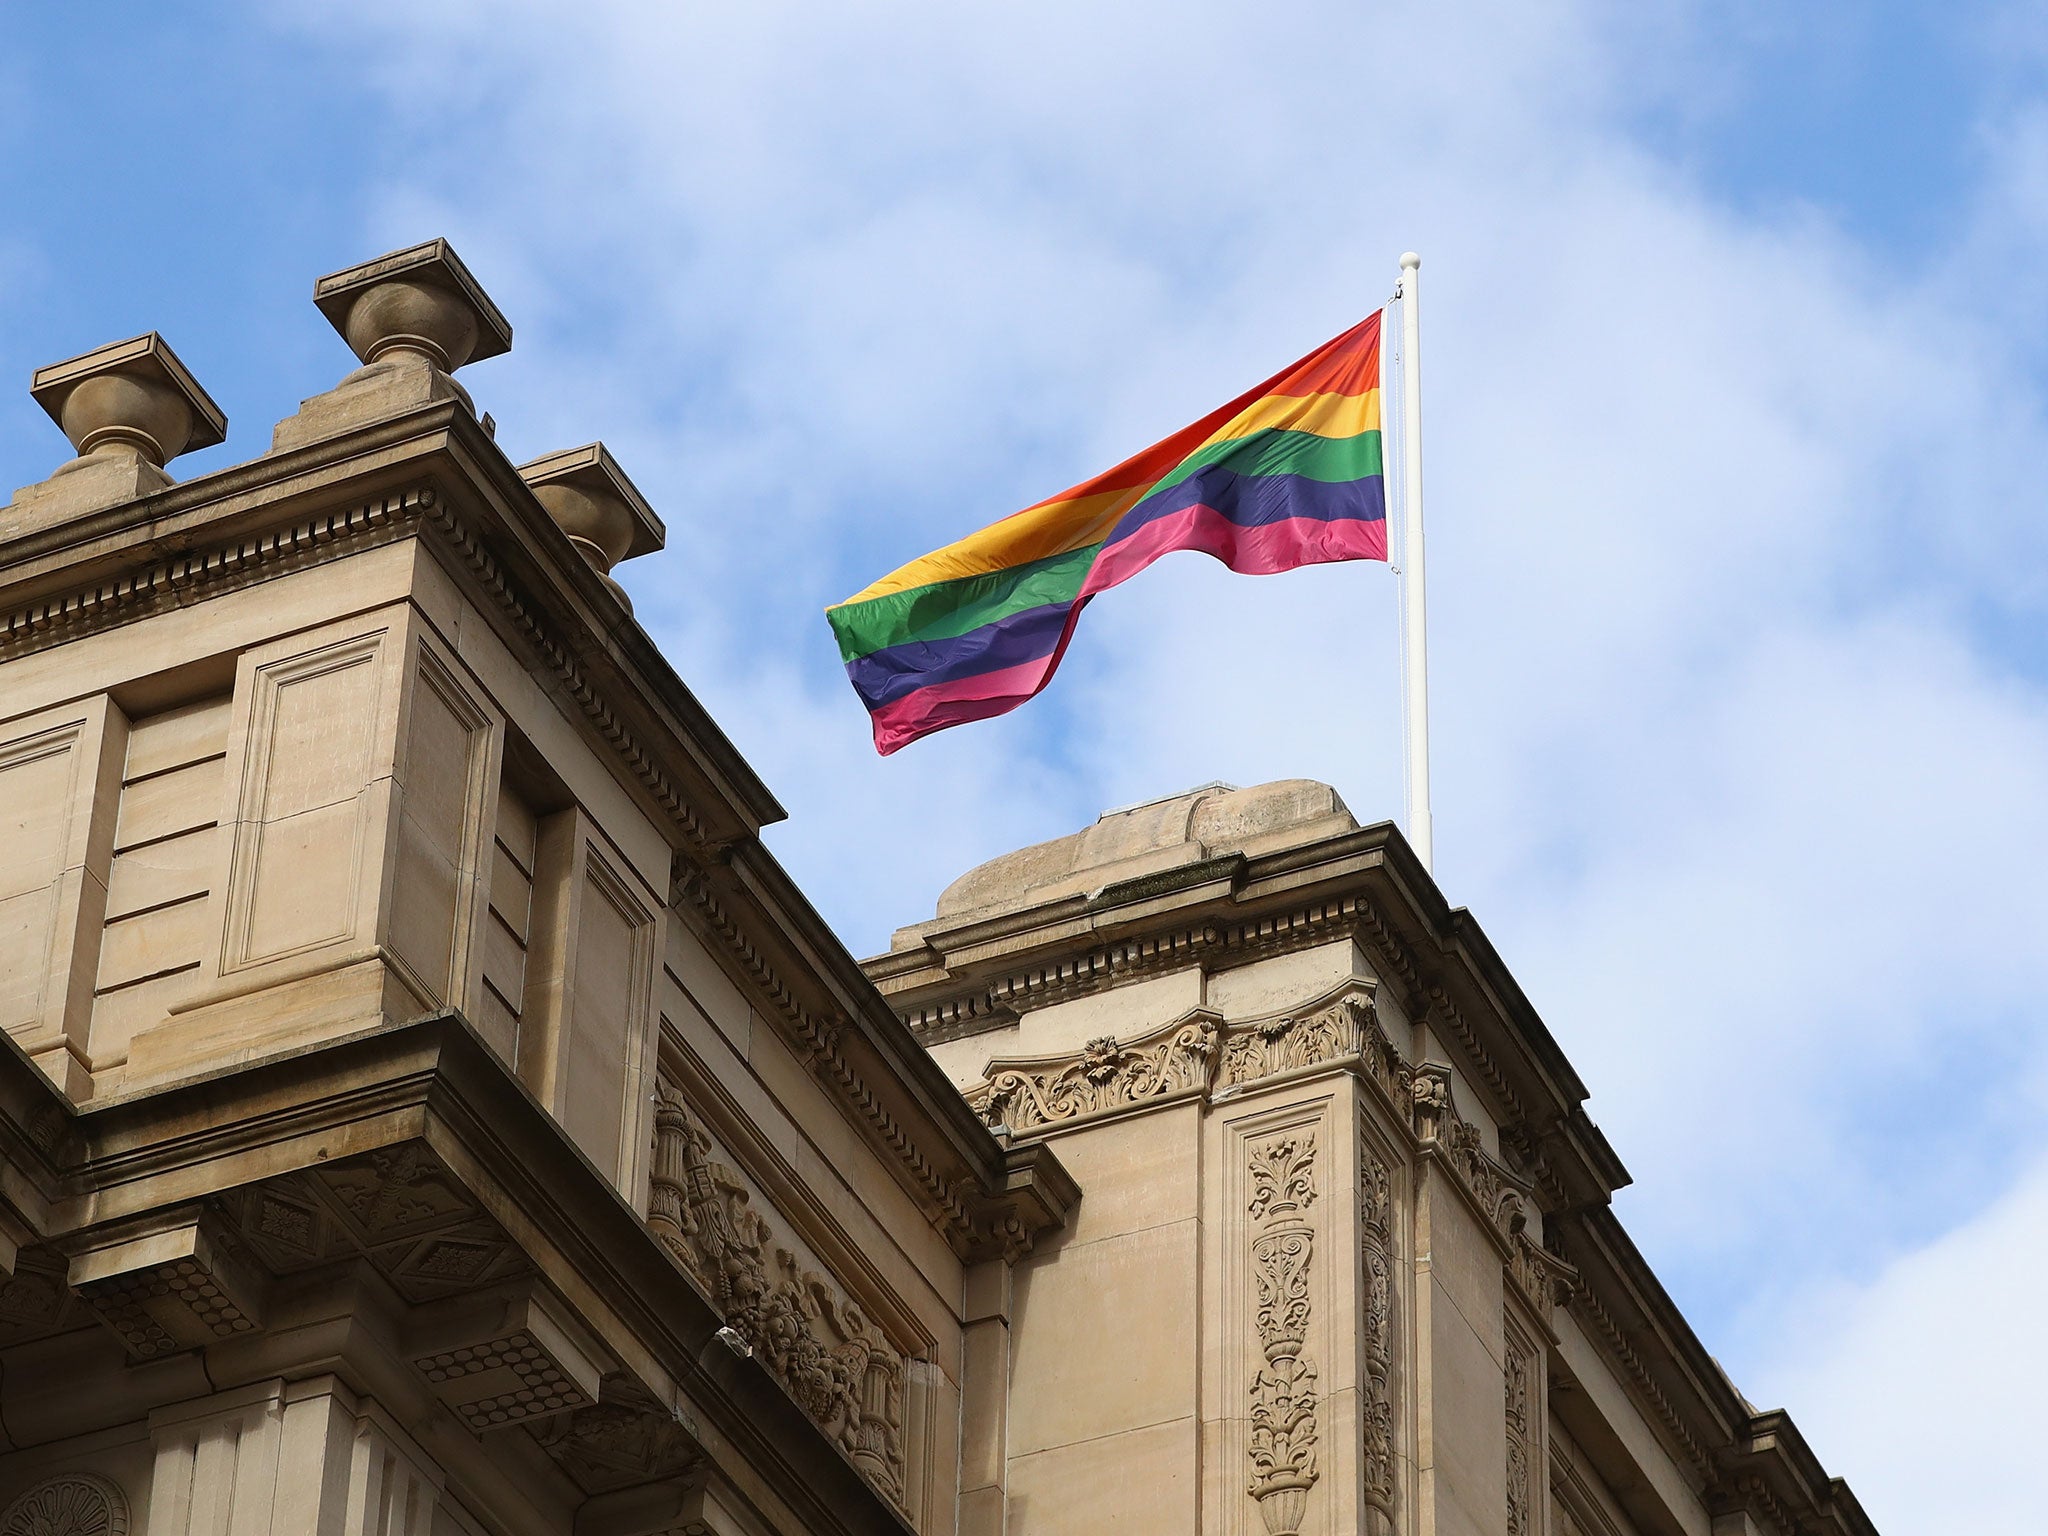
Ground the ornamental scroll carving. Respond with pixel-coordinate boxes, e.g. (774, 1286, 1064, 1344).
(1221, 986, 1383, 1087)
(1412, 1066, 1580, 1317)
(961, 984, 1394, 1137)
(966, 1014, 1219, 1132)
(1246, 1131, 1320, 1536)
(647, 1083, 906, 1506)
(1358, 1137, 1396, 1535)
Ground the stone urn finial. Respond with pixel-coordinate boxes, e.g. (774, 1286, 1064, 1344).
(272, 238, 512, 453)
(518, 443, 665, 613)
(31, 332, 226, 473)
(313, 238, 511, 374)
(3, 333, 227, 537)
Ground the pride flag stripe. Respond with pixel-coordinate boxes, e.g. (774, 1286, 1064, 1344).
(829, 311, 1388, 754)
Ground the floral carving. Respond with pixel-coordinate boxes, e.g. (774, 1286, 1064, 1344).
(648, 1082, 906, 1506)
(1221, 987, 1378, 1086)
(1359, 1138, 1396, 1534)
(1409, 1063, 1569, 1317)
(965, 1014, 1218, 1132)
(1248, 1134, 1318, 1224)
(1509, 1229, 1579, 1316)
(0, 1475, 129, 1536)
(1504, 1331, 1535, 1536)
(322, 1144, 466, 1234)
(1247, 1129, 1320, 1535)
(528, 1396, 700, 1495)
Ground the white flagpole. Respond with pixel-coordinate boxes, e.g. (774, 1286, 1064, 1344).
(1396, 252, 1433, 872)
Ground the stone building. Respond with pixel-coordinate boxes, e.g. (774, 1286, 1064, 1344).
(0, 240, 1872, 1536)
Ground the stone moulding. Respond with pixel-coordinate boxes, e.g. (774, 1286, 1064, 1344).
(959, 979, 1578, 1358)
(674, 867, 1061, 1266)
(0, 485, 423, 656)
(895, 885, 1533, 1136)
(0, 472, 728, 854)
(957, 984, 1559, 1320)
(1411, 1062, 1580, 1326)
(1564, 1265, 1713, 1477)
(1220, 986, 1382, 1089)
(1246, 1128, 1320, 1536)
(418, 493, 716, 850)
(647, 1080, 909, 1508)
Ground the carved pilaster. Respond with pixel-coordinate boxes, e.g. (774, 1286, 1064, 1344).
(1359, 1135, 1396, 1536)
(1246, 1131, 1320, 1536)
(1504, 1329, 1536, 1536)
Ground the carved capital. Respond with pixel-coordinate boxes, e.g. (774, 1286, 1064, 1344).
(1220, 984, 1380, 1088)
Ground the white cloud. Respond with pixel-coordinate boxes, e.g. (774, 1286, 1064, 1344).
(1747, 1144, 2048, 1536)
(267, 2, 2048, 1520)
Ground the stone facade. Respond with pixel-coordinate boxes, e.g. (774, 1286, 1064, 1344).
(0, 240, 1870, 1536)
(876, 781, 1875, 1536)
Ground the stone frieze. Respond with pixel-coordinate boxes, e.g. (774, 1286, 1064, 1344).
(647, 1081, 908, 1508)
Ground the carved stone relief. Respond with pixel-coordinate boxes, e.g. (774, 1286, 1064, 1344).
(1358, 1134, 1396, 1536)
(526, 1377, 702, 1495)
(961, 983, 1411, 1140)
(0, 1259, 82, 1349)
(1409, 1064, 1579, 1320)
(0, 1474, 130, 1536)
(1222, 989, 1375, 1087)
(1246, 1130, 1319, 1536)
(647, 1081, 907, 1508)
(224, 1143, 528, 1306)
(1504, 1329, 1536, 1536)
(967, 1014, 1219, 1131)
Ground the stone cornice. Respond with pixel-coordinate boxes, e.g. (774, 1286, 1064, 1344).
(1711, 1412, 1878, 1536)
(1551, 1207, 1875, 1536)
(0, 399, 783, 854)
(0, 483, 423, 658)
(0, 1015, 915, 1536)
(0, 404, 1049, 1266)
(673, 846, 1078, 1266)
(418, 487, 716, 850)
(957, 980, 1583, 1334)
(870, 824, 1627, 1217)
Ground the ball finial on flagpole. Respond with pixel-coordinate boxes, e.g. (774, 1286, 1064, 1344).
(1400, 251, 1420, 270)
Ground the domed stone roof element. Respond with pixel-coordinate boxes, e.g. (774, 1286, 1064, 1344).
(918, 779, 1356, 934)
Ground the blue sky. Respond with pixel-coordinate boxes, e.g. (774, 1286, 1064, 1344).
(6, 6, 2045, 1529)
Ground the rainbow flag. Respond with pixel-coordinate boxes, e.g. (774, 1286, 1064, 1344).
(828, 311, 1388, 754)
